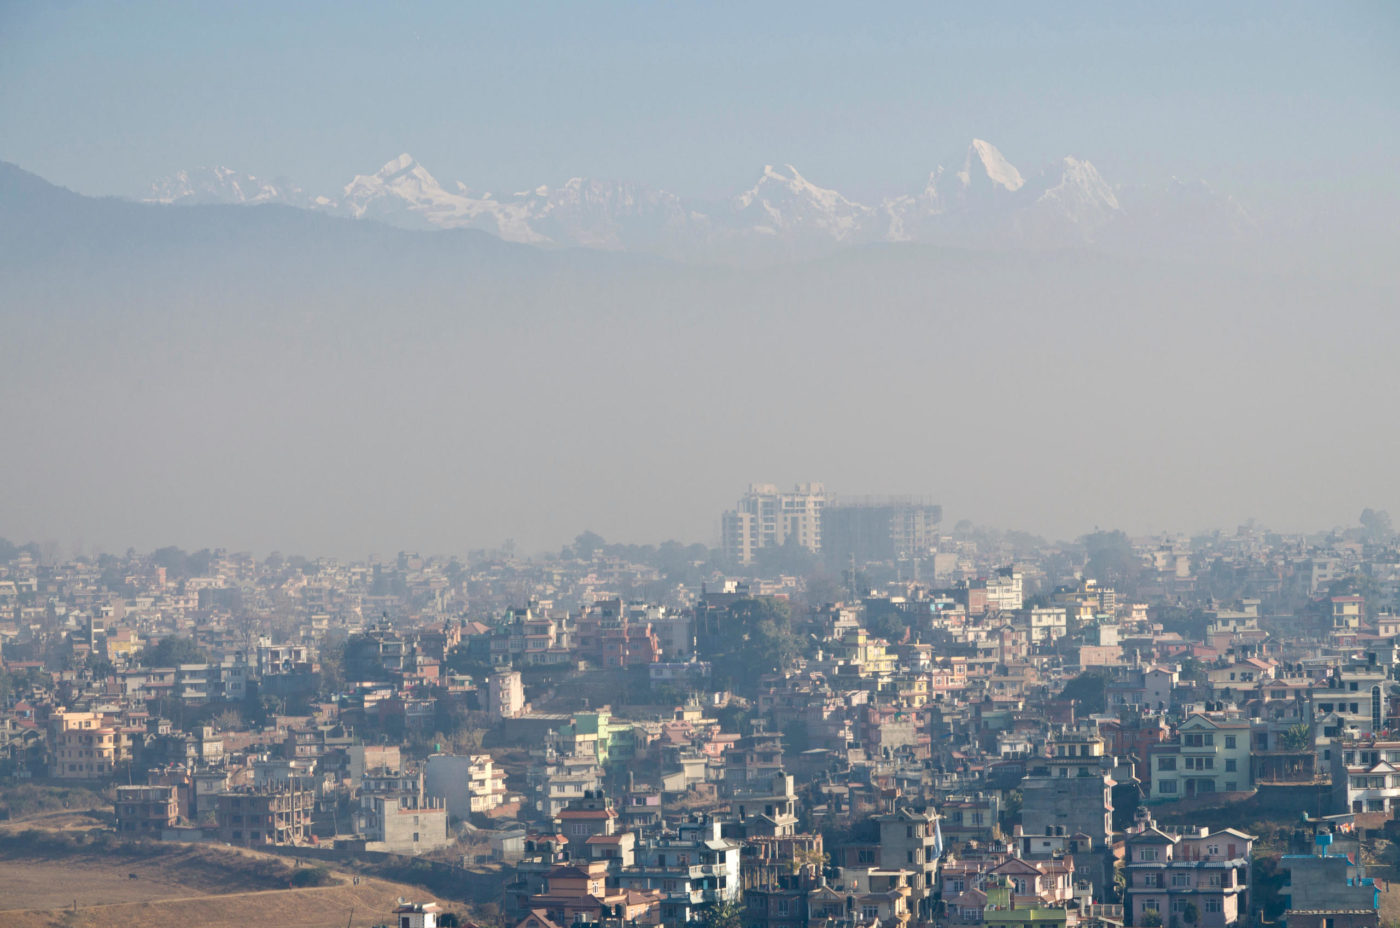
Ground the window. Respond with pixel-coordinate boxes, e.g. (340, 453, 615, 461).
(1205, 900, 1221, 913)
(1225, 735, 1237, 749)
(1158, 757, 1177, 771)
(1159, 780, 1177, 794)
(1225, 759, 1237, 772)
(1139, 849, 1158, 861)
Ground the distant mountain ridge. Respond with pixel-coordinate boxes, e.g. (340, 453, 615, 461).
(143, 139, 1254, 258)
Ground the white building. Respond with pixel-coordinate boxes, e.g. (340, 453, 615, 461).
(986, 569, 1023, 612)
(721, 483, 828, 565)
(424, 753, 507, 818)
(1331, 739, 1400, 814)
(488, 670, 525, 718)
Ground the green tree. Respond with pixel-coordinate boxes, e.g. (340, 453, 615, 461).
(571, 530, 606, 560)
(140, 636, 208, 667)
(1059, 670, 1109, 714)
(1360, 508, 1394, 542)
(318, 634, 346, 695)
(1280, 723, 1312, 752)
(1082, 530, 1139, 585)
(699, 899, 743, 928)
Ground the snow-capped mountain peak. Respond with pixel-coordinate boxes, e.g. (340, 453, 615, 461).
(957, 138, 1025, 192)
(736, 164, 873, 240)
(140, 140, 1252, 257)
(341, 153, 448, 217)
(146, 166, 301, 206)
(1037, 156, 1120, 215)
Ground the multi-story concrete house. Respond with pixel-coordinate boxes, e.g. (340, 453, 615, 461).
(555, 791, 619, 859)
(424, 752, 507, 817)
(114, 783, 178, 835)
(1021, 607, 1069, 644)
(1020, 733, 1115, 849)
(214, 784, 314, 847)
(528, 752, 604, 819)
(940, 793, 1002, 845)
(1330, 738, 1400, 814)
(618, 815, 742, 924)
(1123, 812, 1253, 928)
(1148, 715, 1252, 800)
(873, 806, 943, 921)
(730, 771, 799, 838)
(488, 670, 525, 718)
(361, 792, 450, 854)
(1281, 830, 1379, 928)
(48, 709, 131, 778)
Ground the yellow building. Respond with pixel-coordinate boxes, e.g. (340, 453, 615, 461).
(838, 627, 897, 677)
(49, 710, 122, 778)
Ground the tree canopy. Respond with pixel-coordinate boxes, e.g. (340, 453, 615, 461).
(1082, 530, 1138, 585)
(1059, 670, 1109, 714)
(140, 636, 208, 667)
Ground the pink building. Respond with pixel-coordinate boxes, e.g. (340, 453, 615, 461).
(1124, 812, 1254, 928)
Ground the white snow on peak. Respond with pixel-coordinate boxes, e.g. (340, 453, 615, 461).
(339, 153, 546, 242)
(140, 142, 1252, 255)
(1039, 157, 1120, 211)
(734, 163, 874, 241)
(145, 166, 298, 206)
(957, 139, 1025, 192)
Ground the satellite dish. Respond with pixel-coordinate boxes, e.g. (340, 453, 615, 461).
(398, 896, 407, 904)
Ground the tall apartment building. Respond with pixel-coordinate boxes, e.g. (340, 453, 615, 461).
(721, 483, 828, 565)
(822, 497, 942, 565)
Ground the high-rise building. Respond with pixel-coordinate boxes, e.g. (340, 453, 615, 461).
(721, 483, 828, 565)
(821, 496, 942, 565)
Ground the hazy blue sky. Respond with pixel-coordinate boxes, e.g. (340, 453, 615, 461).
(3, 1, 1398, 205)
(3, 2, 1399, 558)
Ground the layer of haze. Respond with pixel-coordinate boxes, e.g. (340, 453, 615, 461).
(2, 3, 1398, 558)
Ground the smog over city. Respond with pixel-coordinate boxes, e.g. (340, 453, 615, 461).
(1, 4, 1398, 928)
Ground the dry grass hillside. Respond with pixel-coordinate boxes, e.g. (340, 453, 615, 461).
(0, 832, 449, 928)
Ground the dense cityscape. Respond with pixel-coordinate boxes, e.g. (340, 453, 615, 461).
(5, 5, 1395, 928)
(3, 486, 1399, 928)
